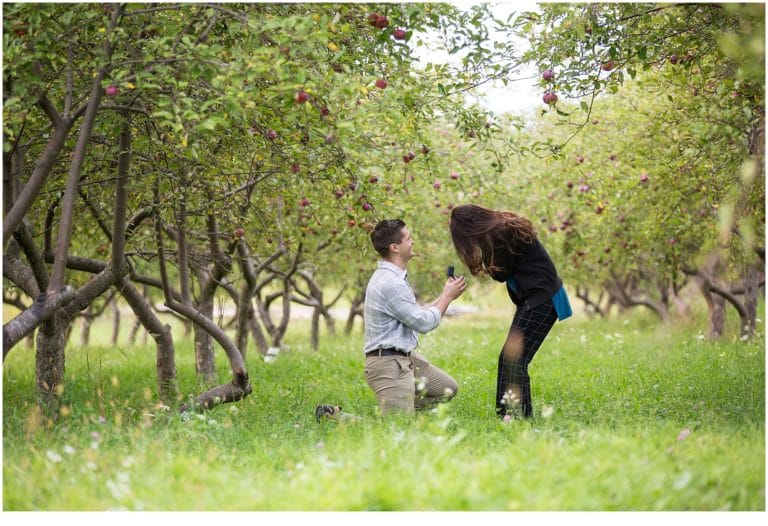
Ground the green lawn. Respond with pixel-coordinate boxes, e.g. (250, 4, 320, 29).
(3, 303, 765, 511)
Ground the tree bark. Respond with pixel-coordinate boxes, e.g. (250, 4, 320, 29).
(35, 313, 69, 418)
(48, 5, 123, 291)
(118, 276, 177, 401)
(575, 285, 606, 317)
(742, 265, 761, 339)
(3, 112, 71, 248)
(194, 294, 217, 383)
(80, 304, 94, 348)
(3, 239, 41, 300)
(345, 292, 365, 335)
(4, 287, 76, 356)
(154, 189, 251, 413)
(111, 297, 121, 346)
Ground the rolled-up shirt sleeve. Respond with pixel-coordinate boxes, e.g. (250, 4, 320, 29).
(384, 280, 442, 334)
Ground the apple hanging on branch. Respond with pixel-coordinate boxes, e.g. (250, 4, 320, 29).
(542, 91, 558, 105)
(392, 28, 407, 40)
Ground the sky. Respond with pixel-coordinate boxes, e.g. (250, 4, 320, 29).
(413, 0, 543, 117)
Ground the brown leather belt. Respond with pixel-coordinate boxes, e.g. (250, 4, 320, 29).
(368, 348, 409, 357)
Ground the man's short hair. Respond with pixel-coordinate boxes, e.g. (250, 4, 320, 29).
(371, 219, 406, 257)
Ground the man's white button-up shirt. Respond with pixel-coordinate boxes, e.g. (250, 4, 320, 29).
(363, 260, 442, 354)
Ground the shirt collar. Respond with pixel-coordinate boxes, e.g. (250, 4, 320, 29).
(377, 260, 407, 280)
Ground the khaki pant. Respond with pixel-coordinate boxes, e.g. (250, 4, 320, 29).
(364, 351, 458, 415)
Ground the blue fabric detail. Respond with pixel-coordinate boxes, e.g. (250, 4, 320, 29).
(508, 277, 571, 321)
(552, 286, 572, 321)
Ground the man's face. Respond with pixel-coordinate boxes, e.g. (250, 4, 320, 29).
(392, 226, 415, 260)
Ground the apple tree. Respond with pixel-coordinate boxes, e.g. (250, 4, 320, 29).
(506, 3, 764, 336)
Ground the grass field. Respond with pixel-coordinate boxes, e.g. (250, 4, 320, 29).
(2, 297, 765, 511)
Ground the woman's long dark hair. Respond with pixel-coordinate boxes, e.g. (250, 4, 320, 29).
(449, 204, 536, 277)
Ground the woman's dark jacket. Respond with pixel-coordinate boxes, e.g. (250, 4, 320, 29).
(488, 236, 562, 310)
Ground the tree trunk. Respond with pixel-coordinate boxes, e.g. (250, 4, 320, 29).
(4, 287, 76, 355)
(111, 296, 120, 345)
(80, 305, 93, 348)
(35, 314, 69, 418)
(118, 277, 177, 402)
(741, 265, 761, 339)
(311, 308, 320, 351)
(345, 293, 365, 335)
(129, 317, 143, 345)
(249, 307, 269, 357)
(194, 295, 217, 384)
(694, 272, 725, 338)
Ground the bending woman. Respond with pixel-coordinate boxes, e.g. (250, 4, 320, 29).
(449, 204, 572, 418)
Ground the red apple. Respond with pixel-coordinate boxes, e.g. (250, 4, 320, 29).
(640, 172, 649, 183)
(421, 145, 430, 155)
(566, 181, 573, 189)
(366, 13, 379, 26)
(576, 155, 584, 163)
(347, 219, 356, 227)
(601, 60, 615, 71)
(266, 129, 277, 140)
(299, 197, 310, 207)
(542, 91, 558, 105)
(668, 54, 679, 65)
(392, 28, 407, 40)
(333, 188, 344, 199)
(375, 15, 389, 29)
(320, 107, 330, 116)
(105, 85, 119, 97)
(234, 227, 245, 238)
(450, 172, 459, 180)
(291, 164, 301, 174)
(295, 90, 309, 104)
(579, 184, 590, 193)
(542, 69, 554, 81)
(375, 78, 388, 89)
(368, 176, 378, 184)
(433, 181, 441, 190)
(362, 202, 372, 211)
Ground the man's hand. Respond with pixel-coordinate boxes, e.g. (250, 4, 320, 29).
(443, 275, 467, 300)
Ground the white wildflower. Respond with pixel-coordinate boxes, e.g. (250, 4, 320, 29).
(63, 444, 76, 456)
(46, 450, 63, 463)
